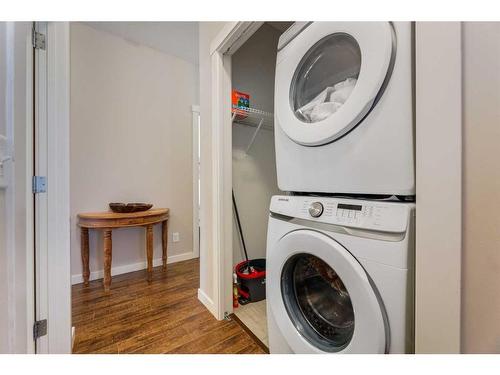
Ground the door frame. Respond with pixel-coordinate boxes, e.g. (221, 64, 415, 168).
(191, 104, 201, 258)
(209, 21, 264, 320)
(209, 21, 463, 352)
(34, 20, 49, 353)
(414, 22, 462, 353)
(33, 21, 71, 354)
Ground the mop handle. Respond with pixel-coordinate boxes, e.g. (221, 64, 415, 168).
(232, 190, 250, 264)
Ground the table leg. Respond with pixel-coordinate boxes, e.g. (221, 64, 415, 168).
(162, 220, 168, 271)
(103, 229, 112, 292)
(81, 227, 90, 287)
(146, 224, 153, 282)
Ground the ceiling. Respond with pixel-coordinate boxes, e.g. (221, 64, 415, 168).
(83, 22, 199, 65)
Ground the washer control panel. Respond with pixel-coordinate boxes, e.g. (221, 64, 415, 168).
(270, 195, 412, 233)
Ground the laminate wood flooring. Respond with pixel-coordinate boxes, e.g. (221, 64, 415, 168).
(72, 258, 266, 354)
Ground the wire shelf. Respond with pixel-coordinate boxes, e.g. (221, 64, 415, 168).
(231, 105, 274, 130)
(231, 105, 274, 153)
(231, 105, 273, 119)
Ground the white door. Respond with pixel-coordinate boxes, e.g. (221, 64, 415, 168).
(275, 22, 394, 146)
(267, 230, 387, 353)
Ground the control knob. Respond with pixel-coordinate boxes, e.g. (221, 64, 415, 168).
(308, 202, 324, 218)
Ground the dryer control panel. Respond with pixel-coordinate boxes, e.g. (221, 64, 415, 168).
(270, 195, 413, 233)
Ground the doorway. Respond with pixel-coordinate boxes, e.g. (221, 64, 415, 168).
(66, 22, 268, 354)
(226, 22, 293, 348)
(68, 22, 200, 351)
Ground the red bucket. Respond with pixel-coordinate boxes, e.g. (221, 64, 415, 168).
(235, 259, 266, 303)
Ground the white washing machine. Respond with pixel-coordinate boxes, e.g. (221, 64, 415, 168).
(266, 195, 415, 353)
(275, 22, 414, 196)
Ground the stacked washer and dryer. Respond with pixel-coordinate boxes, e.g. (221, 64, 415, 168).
(266, 22, 416, 353)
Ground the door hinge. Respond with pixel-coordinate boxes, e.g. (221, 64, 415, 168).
(32, 176, 47, 194)
(33, 319, 47, 340)
(32, 29, 46, 50)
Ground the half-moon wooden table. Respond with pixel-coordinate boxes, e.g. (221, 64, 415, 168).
(78, 208, 169, 292)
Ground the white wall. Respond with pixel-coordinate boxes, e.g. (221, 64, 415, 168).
(462, 22, 500, 354)
(231, 24, 282, 264)
(70, 23, 198, 283)
(231, 24, 281, 113)
(197, 22, 228, 309)
(83, 22, 199, 66)
(232, 124, 281, 263)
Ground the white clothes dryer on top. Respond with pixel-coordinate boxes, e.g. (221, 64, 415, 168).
(274, 22, 415, 196)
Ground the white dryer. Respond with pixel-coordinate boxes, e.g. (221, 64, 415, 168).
(266, 195, 415, 353)
(275, 22, 414, 196)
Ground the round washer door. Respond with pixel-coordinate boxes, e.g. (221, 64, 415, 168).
(275, 22, 394, 146)
(268, 230, 387, 353)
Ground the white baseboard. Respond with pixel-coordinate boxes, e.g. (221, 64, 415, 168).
(71, 251, 197, 285)
(197, 288, 217, 318)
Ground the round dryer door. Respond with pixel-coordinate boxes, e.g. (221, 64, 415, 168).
(267, 230, 387, 353)
(275, 22, 394, 146)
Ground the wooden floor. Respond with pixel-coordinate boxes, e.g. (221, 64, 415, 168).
(72, 258, 266, 354)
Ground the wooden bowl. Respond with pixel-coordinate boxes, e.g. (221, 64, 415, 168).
(109, 203, 153, 213)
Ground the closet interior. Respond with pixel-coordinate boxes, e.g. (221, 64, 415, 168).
(231, 22, 293, 349)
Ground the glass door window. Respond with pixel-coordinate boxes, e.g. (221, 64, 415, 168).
(281, 253, 355, 352)
(291, 33, 361, 124)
